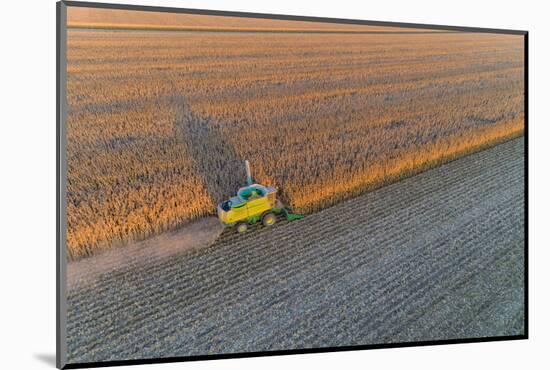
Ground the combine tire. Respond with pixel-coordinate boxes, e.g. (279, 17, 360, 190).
(236, 222, 248, 233)
(262, 212, 277, 227)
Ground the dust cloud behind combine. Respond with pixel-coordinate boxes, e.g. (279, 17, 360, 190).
(67, 217, 223, 291)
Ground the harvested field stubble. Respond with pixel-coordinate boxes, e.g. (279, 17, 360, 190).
(66, 21, 524, 258)
(66, 138, 525, 362)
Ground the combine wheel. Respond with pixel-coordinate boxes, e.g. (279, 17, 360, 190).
(236, 222, 248, 233)
(262, 212, 277, 227)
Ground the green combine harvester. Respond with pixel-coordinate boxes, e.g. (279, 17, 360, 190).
(217, 160, 304, 233)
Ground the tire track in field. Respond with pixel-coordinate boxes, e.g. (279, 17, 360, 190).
(66, 138, 525, 363)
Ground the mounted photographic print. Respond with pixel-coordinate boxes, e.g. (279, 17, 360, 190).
(56, 1, 527, 368)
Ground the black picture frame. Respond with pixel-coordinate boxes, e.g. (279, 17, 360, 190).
(56, 1, 528, 368)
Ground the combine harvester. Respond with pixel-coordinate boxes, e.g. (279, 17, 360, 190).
(217, 160, 304, 233)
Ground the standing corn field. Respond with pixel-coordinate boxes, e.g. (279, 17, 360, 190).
(66, 9, 524, 259)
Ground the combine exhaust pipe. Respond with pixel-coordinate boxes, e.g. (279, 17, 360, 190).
(245, 160, 253, 186)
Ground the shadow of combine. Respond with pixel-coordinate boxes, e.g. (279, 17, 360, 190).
(172, 96, 247, 206)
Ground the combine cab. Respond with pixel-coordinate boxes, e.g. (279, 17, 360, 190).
(217, 161, 303, 233)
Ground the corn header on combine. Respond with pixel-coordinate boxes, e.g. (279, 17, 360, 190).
(217, 160, 304, 233)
